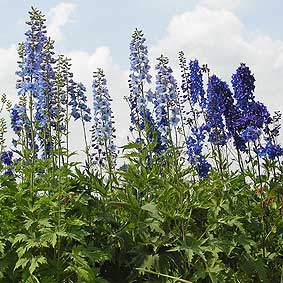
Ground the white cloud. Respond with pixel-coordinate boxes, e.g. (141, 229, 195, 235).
(66, 47, 130, 153)
(151, 7, 244, 61)
(0, 45, 18, 147)
(0, 43, 130, 155)
(0, 45, 18, 101)
(0, 3, 131, 155)
(47, 2, 76, 41)
(150, 6, 283, 119)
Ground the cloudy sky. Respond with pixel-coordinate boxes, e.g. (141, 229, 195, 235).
(0, 0, 283, 152)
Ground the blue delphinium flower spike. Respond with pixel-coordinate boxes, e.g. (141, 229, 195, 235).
(91, 69, 116, 168)
(154, 55, 180, 146)
(186, 126, 211, 178)
(231, 63, 272, 150)
(206, 75, 232, 145)
(11, 104, 26, 134)
(69, 82, 91, 122)
(0, 151, 13, 166)
(189, 59, 206, 107)
(128, 29, 153, 132)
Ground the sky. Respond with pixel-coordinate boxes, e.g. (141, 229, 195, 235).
(0, 0, 283, 153)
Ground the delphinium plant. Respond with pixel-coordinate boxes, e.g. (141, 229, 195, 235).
(0, 7, 110, 283)
(179, 52, 211, 178)
(108, 28, 283, 282)
(91, 68, 116, 178)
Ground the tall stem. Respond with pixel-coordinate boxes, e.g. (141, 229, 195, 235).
(81, 114, 90, 165)
(66, 79, 70, 165)
(29, 88, 36, 198)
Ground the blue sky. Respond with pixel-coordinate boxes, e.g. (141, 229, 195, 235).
(0, 0, 283, 149)
(1, 0, 283, 68)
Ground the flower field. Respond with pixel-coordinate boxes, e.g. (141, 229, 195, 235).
(0, 7, 283, 283)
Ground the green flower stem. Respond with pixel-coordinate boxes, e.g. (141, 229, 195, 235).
(29, 88, 36, 199)
(247, 143, 256, 180)
(80, 110, 90, 166)
(66, 80, 70, 165)
(136, 268, 193, 283)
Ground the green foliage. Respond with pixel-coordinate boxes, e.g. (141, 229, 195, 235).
(1, 123, 283, 283)
(95, 148, 283, 282)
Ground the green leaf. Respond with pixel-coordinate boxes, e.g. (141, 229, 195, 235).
(29, 256, 47, 274)
(141, 202, 163, 221)
(24, 218, 36, 230)
(140, 254, 160, 270)
(16, 246, 27, 258)
(68, 218, 86, 226)
(56, 231, 68, 237)
(148, 220, 165, 235)
(77, 266, 90, 280)
(38, 218, 53, 228)
(12, 234, 27, 246)
(51, 233, 57, 248)
(120, 142, 142, 151)
(0, 241, 5, 255)
(185, 248, 194, 262)
(14, 257, 29, 271)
